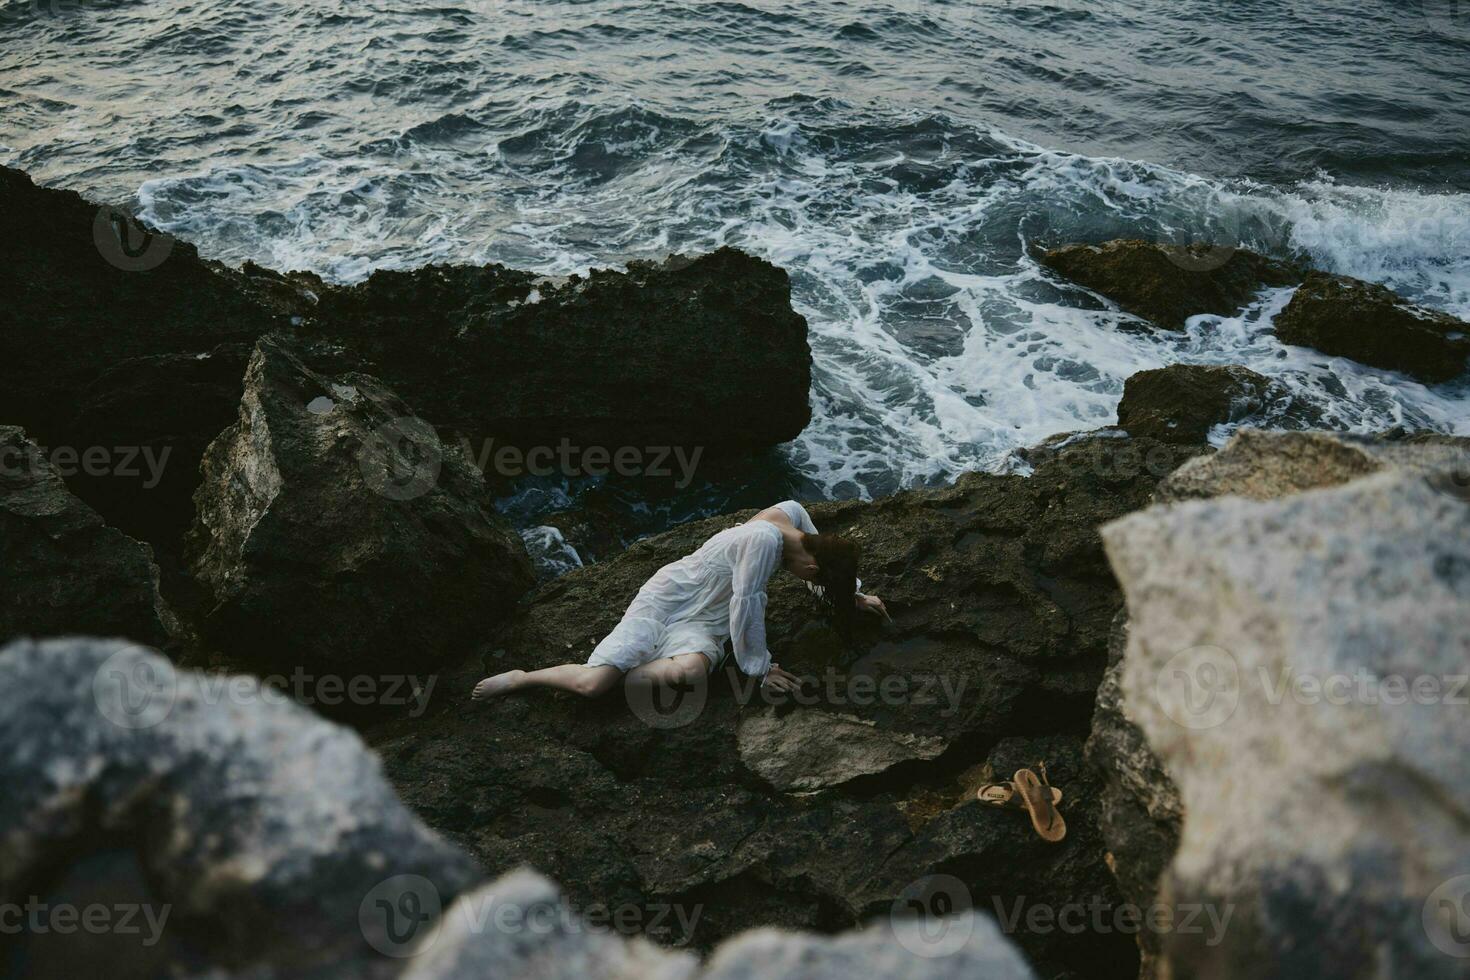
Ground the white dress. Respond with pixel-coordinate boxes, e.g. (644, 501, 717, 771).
(586, 500, 858, 677)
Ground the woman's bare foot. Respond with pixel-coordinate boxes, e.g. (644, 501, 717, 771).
(471, 669, 526, 702)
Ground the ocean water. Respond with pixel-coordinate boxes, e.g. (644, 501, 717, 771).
(4, 0, 1469, 544)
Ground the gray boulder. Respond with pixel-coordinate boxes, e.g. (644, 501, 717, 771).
(0, 426, 173, 648)
(700, 900, 1035, 980)
(1156, 429, 1470, 504)
(398, 869, 698, 980)
(1101, 462, 1470, 978)
(189, 335, 534, 680)
(0, 636, 481, 978)
(400, 868, 1035, 980)
(1092, 430, 1469, 978)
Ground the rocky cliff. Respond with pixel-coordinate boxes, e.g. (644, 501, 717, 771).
(366, 432, 1205, 979)
(1098, 430, 1470, 979)
(0, 166, 812, 549)
(0, 636, 1038, 980)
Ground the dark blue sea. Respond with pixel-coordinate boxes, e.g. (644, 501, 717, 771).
(4, 0, 1468, 555)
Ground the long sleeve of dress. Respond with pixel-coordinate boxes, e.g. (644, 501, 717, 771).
(728, 526, 782, 678)
(775, 500, 863, 598)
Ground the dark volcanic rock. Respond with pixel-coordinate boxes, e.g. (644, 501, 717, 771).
(312, 248, 812, 452)
(1274, 271, 1470, 382)
(1116, 364, 1279, 444)
(0, 165, 813, 548)
(0, 166, 311, 543)
(189, 335, 534, 680)
(368, 433, 1205, 979)
(0, 636, 481, 979)
(1039, 240, 1303, 330)
(1083, 613, 1183, 980)
(0, 426, 174, 648)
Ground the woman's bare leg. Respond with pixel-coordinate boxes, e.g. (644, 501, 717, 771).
(471, 663, 622, 701)
(624, 652, 712, 692)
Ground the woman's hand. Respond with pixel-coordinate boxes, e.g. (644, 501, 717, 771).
(762, 664, 803, 695)
(856, 593, 891, 621)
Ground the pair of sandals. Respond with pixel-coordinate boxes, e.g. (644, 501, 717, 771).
(976, 763, 1066, 843)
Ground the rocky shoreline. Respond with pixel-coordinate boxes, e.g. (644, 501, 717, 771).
(2, 165, 1469, 979)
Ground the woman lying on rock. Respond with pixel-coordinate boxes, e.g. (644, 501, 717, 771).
(471, 500, 889, 701)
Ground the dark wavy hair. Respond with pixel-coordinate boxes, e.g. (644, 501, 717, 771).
(802, 532, 861, 636)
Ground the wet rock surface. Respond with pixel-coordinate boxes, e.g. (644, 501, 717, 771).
(188, 335, 535, 681)
(1116, 364, 1281, 444)
(1038, 240, 1303, 330)
(0, 426, 174, 648)
(1274, 271, 1470, 382)
(1102, 443, 1470, 978)
(367, 433, 1205, 978)
(314, 248, 812, 454)
(0, 636, 483, 979)
(0, 166, 812, 550)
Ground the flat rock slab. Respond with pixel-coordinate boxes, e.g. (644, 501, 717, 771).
(736, 709, 947, 792)
(1157, 428, 1470, 503)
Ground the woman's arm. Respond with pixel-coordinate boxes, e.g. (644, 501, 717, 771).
(728, 527, 781, 680)
(725, 528, 806, 694)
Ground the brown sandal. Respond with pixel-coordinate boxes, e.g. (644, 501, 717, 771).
(976, 781, 1062, 809)
(1012, 765, 1066, 843)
